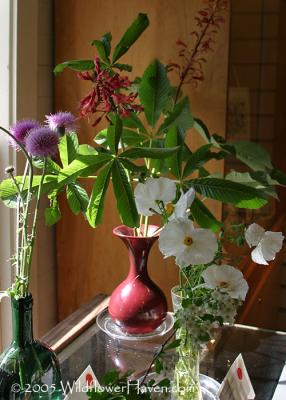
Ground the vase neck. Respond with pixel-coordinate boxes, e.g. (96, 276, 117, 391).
(113, 225, 159, 278)
(127, 238, 154, 277)
(12, 294, 34, 347)
(121, 236, 158, 277)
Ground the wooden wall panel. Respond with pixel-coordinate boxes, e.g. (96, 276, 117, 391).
(55, 0, 230, 320)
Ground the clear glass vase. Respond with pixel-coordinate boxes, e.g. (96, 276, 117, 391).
(0, 294, 63, 399)
(171, 287, 202, 400)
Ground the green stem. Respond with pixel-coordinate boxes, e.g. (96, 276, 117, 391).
(142, 139, 153, 237)
(135, 214, 144, 237)
(21, 162, 33, 295)
(26, 158, 47, 293)
(179, 269, 183, 290)
(143, 216, 149, 237)
(17, 163, 29, 277)
(0, 127, 34, 291)
(9, 171, 27, 278)
(181, 268, 192, 288)
(139, 328, 177, 388)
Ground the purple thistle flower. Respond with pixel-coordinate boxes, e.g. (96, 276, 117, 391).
(9, 119, 40, 149)
(45, 111, 77, 134)
(26, 127, 59, 157)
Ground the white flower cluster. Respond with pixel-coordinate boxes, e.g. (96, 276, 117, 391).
(211, 290, 242, 324)
(176, 288, 242, 348)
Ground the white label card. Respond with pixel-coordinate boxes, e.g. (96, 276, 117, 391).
(217, 354, 255, 400)
(64, 365, 101, 399)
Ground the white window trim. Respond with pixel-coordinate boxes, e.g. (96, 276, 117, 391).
(0, 1, 57, 349)
(0, 0, 17, 350)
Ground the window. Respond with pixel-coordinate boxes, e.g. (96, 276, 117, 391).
(0, 0, 17, 350)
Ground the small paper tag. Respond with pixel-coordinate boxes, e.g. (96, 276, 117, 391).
(217, 354, 255, 400)
(64, 365, 101, 399)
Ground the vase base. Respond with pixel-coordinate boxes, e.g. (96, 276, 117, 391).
(97, 308, 174, 341)
(140, 373, 220, 399)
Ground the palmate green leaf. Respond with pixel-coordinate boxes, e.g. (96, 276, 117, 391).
(229, 140, 273, 171)
(58, 147, 112, 185)
(122, 112, 147, 133)
(139, 59, 170, 127)
(59, 133, 79, 167)
(187, 177, 268, 209)
(191, 198, 223, 232)
(183, 144, 227, 178)
(107, 115, 123, 154)
(193, 118, 211, 142)
(95, 127, 145, 148)
(113, 63, 132, 72)
(226, 171, 278, 199)
(120, 146, 180, 160)
(91, 32, 112, 63)
(119, 159, 148, 173)
(0, 175, 59, 203)
(53, 60, 95, 75)
(112, 13, 149, 63)
(159, 97, 194, 132)
(165, 126, 181, 178)
(270, 168, 286, 186)
(33, 158, 61, 174)
(86, 161, 113, 228)
(66, 182, 89, 215)
(45, 202, 61, 226)
(112, 160, 139, 227)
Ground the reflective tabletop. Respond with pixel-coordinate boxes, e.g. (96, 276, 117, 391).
(57, 310, 286, 400)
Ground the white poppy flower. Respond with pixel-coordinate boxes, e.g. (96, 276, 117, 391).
(245, 223, 284, 265)
(202, 264, 249, 300)
(134, 177, 177, 216)
(159, 218, 218, 267)
(169, 188, 195, 220)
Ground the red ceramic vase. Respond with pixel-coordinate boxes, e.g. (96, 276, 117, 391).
(108, 225, 168, 334)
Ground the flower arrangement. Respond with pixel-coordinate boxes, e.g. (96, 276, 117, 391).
(0, 112, 79, 299)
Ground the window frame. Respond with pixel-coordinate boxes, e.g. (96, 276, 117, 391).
(0, 0, 17, 350)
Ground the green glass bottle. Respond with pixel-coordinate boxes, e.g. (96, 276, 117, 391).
(0, 294, 63, 399)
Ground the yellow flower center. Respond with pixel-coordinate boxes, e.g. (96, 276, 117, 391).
(184, 236, 193, 246)
(165, 203, 175, 215)
(219, 281, 229, 289)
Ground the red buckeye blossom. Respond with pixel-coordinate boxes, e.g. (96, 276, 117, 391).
(78, 58, 143, 126)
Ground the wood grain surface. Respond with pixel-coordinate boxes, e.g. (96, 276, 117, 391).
(54, 0, 230, 320)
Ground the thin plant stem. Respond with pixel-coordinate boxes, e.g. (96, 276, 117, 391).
(179, 269, 183, 290)
(181, 268, 192, 288)
(16, 162, 29, 277)
(9, 172, 26, 278)
(26, 158, 47, 293)
(139, 329, 177, 388)
(0, 126, 34, 294)
(20, 162, 33, 293)
(142, 139, 153, 237)
(143, 216, 149, 237)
